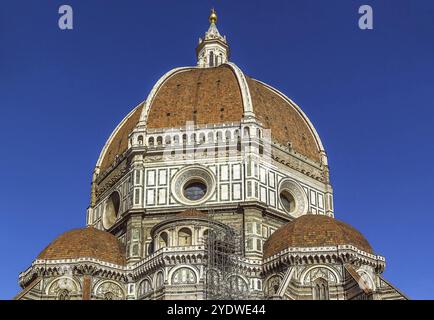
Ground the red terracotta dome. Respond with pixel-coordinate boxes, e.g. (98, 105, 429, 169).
(37, 227, 126, 265)
(263, 214, 373, 259)
(96, 64, 324, 173)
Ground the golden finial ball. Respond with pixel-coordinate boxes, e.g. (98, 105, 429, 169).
(209, 9, 218, 24)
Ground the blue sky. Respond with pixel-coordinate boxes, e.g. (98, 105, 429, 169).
(1, 0, 433, 300)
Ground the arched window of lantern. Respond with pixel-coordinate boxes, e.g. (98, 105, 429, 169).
(243, 127, 250, 139)
(137, 135, 143, 145)
(178, 228, 192, 246)
(209, 51, 214, 67)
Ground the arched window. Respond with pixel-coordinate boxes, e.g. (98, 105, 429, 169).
(243, 127, 250, 138)
(172, 268, 197, 285)
(216, 131, 223, 142)
(155, 272, 164, 288)
(178, 228, 192, 246)
(234, 129, 241, 151)
(234, 129, 240, 140)
(148, 137, 154, 146)
(57, 289, 70, 300)
(312, 278, 329, 300)
(174, 135, 180, 145)
(137, 135, 143, 145)
(159, 232, 168, 249)
(199, 133, 206, 144)
(207, 270, 220, 287)
(225, 130, 231, 142)
(228, 276, 248, 293)
(95, 281, 124, 300)
(139, 279, 152, 296)
(157, 136, 163, 145)
(104, 292, 115, 300)
(209, 51, 214, 67)
(207, 132, 214, 143)
(165, 136, 171, 145)
(202, 229, 209, 243)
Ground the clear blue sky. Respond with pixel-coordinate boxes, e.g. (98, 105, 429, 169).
(1, 0, 433, 300)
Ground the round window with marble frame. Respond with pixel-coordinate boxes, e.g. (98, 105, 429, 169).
(278, 178, 308, 218)
(102, 191, 121, 230)
(171, 165, 216, 206)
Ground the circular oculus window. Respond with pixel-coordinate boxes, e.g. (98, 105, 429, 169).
(278, 179, 308, 218)
(183, 180, 208, 201)
(171, 166, 216, 205)
(280, 190, 296, 213)
(102, 191, 120, 230)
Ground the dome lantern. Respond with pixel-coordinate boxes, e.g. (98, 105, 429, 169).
(196, 9, 229, 68)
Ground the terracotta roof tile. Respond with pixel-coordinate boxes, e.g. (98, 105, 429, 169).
(176, 209, 208, 218)
(147, 65, 244, 129)
(247, 78, 320, 162)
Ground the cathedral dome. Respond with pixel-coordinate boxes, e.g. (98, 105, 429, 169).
(263, 215, 373, 259)
(96, 64, 325, 173)
(37, 227, 126, 265)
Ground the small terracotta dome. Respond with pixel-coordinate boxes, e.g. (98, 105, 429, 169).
(37, 227, 126, 265)
(176, 209, 208, 218)
(263, 214, 373, 259)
